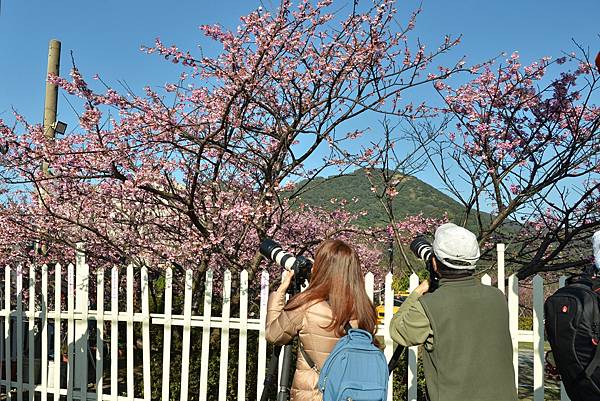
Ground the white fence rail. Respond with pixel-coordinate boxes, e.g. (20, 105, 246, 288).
(0, 244, 570, 400)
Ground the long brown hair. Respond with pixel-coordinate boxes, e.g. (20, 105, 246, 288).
(284, 239, 378, 338)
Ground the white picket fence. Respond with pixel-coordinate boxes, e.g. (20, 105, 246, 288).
(0, 244, 571, 400)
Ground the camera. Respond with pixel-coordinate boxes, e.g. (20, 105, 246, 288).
(409, 235, 439, 292)
(259, 238, 312, 294)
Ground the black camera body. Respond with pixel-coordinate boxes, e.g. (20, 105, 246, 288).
(409, 235, 439, 292)
(259, 238, 312, 295)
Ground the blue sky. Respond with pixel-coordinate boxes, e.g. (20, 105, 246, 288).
(0, 0, 599, 200)
(1, 0, 598, 123)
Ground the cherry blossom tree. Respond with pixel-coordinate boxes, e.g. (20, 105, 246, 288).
(417, 49, 600, 279)
(0, 0, 464, 288)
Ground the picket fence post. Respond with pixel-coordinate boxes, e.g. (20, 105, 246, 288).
(161, 267, 174, 401)
(41, 264, 49, 400)
(199, 269, 214, 401)
(219, 270, 232, 401)
(365, 272, 374, 302)
(53, 263, 62, 401)
(407, 273, 420, 401)
(141, 266, 151, 401)
(27, 264, 35, 401)
(383, 272, 394, 401)
(125, 264, 134, 400)
(4, 266, 12, 400)
(66, 263, 75, 401)
(256, 270, 269, 400)
(0, 267, 3, 397)
(74, 245, 88, 400)
(96, 268, 105, 401)
(16, 265, 23, 401)
(533, 275, 545, 401)
(238, 269, 249, 400)
(497, 244, 506, 294)
(110, 266, 119, 401)
(179, 269, 193, 401)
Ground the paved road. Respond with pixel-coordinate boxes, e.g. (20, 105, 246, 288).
(518, 348, 562, 400)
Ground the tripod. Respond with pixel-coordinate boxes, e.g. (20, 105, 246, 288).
(261, 341, 298, 401)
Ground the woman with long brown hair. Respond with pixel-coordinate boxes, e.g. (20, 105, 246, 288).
(265, 239, 379, 401)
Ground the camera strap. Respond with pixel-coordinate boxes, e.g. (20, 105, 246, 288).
(300, 321, 353, 374)
(387, 343, 405, 374)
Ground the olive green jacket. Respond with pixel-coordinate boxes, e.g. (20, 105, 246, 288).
(389, 276, 517, 401)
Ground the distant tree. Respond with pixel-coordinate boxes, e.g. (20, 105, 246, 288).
(347, 120, 450, 277)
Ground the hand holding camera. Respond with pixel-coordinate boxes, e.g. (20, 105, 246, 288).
(259, 238, 312, 295)
(409, 235, 440, 293)
(278, 269, 295, 293)
(415, 279, 430, 295)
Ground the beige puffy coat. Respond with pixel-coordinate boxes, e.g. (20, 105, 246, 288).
(265, 287, 357, 401)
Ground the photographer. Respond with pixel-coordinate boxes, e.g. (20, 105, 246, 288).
(390, 223, 517, 401)
(265, 239, 379, 401)
(544, 231, 600, 400)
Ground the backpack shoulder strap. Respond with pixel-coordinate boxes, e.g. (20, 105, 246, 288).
(584, 340, 600, 378)
(584, 291, 600, 377)
(300, 342, 319, 374)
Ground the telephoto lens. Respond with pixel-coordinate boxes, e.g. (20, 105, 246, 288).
(259, 238, 298, 270)
(409, 235, 433, 263)
(259, 238, 313, 294)
(409, 235, 439, 292)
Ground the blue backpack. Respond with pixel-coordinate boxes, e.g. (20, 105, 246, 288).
(301, 326, 389, 401)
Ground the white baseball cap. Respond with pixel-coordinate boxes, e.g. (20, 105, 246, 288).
(433, 223, 480, 270)
(593, 231, 600, 271)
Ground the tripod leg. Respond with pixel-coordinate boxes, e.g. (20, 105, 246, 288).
(277, 344, 295, 401)
(388, 343, 405, 374)
(260, 346, 282, 401)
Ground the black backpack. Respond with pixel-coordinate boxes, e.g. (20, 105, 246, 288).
(545, 274, 600, 401)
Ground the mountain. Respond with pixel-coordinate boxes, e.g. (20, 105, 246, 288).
(288, 168, 487, 228)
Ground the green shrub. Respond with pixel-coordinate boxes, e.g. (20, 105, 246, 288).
(519, 316, 533, 330)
